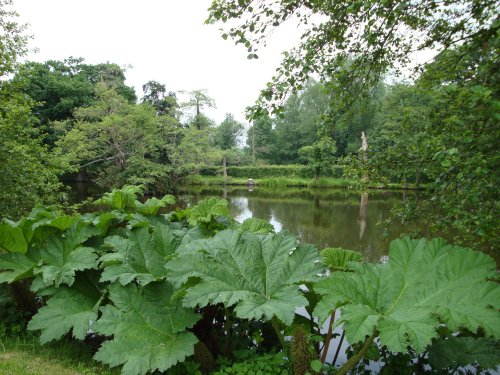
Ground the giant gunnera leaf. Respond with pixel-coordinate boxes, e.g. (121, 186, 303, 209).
(167, 229, 323, 325)
(99, 224, 177, 286)
(93, 282, 200, 375)
(314, 237, 500, 353)
(28, 272, 102, 343)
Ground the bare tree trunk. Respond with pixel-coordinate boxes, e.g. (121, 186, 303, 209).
(360, 132, 368, 183)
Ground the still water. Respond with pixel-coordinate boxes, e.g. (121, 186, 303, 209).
(176, 185, 430, 261)
(68, 182, 430, 260)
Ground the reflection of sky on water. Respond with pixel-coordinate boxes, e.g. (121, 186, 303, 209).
(230, 197, 252, 222)
(231, 197, 284, 232)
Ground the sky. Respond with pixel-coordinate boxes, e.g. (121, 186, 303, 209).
(15, 0, 303, 124)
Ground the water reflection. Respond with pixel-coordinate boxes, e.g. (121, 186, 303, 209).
(177, 186, 430, 261)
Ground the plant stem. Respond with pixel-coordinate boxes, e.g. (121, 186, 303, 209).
(271, 317, 286, 349)
(320, 310, 336, 364)
(332, 329, 345, 366)
(337, 331, 377, 375)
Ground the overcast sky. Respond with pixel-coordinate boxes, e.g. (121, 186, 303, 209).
(15, 0, 304, 124)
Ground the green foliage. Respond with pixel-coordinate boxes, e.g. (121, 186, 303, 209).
(299, 136, 337, 178)
(235, 218, 275, 235)
(213, 352, 289, 374)
(94, 185, 144, 211)
(1, 185, 499, 374)
(186, 197, 229, 227)
(167, 229, 323, 325)
(208, 0, 497, 118)
(320, 247, 363, 272)
(27, 273, 102, 344)
(427, 336, 500, 371)
(0, 222, 28, 253)
(56, 86, 174, 190)
(223, 165, 344, 179)
(93, 282, 199, 375)
(99, 225, 176, 286)
(314, 237, 500, 354)
(215, 113, 244, 151)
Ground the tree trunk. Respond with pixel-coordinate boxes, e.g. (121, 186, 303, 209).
(360, 132, 368, 183)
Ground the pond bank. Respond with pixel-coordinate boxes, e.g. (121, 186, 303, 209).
(185, 175, 428, 191)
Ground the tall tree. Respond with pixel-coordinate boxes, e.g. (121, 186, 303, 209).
(142, 80, 178, 117)
(215, 113, 244, 180)
(56, 85, 166, 188)
(181, 89, 216, 130)
(246, 113, 275, 163)
(0, 0, 67, 218)
(14, 58, 136, 146)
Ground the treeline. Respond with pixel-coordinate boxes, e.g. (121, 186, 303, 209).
(1, 54, 252, 218)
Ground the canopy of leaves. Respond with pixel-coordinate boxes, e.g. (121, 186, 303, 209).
(207, 0, 498, 116)
(93, 282, 200, 375)
(167, 229, 323, 325)
(314, 237, 500, 353)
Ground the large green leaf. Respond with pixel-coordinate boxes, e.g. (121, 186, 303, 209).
(428, 336, 500, 370)
(93, 282, 200, 375)
(94, 185, 143, 211)
(34, 234, 98, 288)
(167, 229, 323, 325)
(0, 222, 27, 253)
(187, 197, 228, 226)
(99, 224, 176, 286)
(235, 217, 275, 234)
(320, 247, 363, 272)
(0, 248, 41, 283)
(314, 238, 500, 353)
(135, 195, 176, 216)
(28, 272, 102, 343)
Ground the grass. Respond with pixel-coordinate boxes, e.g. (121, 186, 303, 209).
(184, 175, 427, 190)
(0, 334, 119, 375)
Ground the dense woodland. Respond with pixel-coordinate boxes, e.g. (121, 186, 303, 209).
(0, 0, 499, 374)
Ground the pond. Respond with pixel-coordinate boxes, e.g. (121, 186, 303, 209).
(175, 185, 431, 262)
(69, 182, 431, 261)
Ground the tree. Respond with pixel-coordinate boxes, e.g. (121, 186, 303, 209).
(0, 0, 67, 219)
(246, 113, 275, 163)
(13, 58, 137, 147)
(299, 135, 337, 178)
(181, 89, 216, 130)
(273, 81, 329, 164)
(215, 113, 243, 150)
(56, 85, 166, 189)
(215, 113, 244, 180)
(207, 0, 498, 117)
(142, 80, 178, 117)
